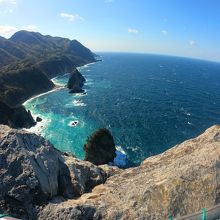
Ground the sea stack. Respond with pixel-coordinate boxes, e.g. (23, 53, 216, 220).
(67, 68, 86, 93)
(84, 128, 116, 165)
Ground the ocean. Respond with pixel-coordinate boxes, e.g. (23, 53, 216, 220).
(25, 53, 220, 166)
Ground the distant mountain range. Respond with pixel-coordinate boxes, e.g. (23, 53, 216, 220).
(0, 30, 96, 127)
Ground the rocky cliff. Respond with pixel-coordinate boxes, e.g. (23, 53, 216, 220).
(67, 68, 86, 93)
(0, 125, 111, 219)
(0, 101, 36, 128)
(0, 125, 220, 219)
(0, 31, 96, 128)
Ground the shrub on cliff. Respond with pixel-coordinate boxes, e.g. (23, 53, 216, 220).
(84, 128, 116, 165)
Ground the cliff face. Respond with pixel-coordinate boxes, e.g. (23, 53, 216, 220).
(0, 125, 109, 220)
(67, 68, 86, 93)
(0, 125, 220, 219)
(0, 31, 96, 128)
(40, 125, 220, 220)
(0, 67, 54, 107)
(0, 101, 36, 128)
(0, 31, 96, 106)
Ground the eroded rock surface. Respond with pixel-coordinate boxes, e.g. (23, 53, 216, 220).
(41, 125, 220, 219)
(67, 68, 85, 93)
(0, 125, 107, 219)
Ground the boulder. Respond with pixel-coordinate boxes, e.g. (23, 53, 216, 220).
(84, 128, 116, 165)
(0, 125, 107, 219)
(36, 116, 42, 122)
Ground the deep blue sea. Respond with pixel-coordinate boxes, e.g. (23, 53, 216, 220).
(25, 53, 220, 166)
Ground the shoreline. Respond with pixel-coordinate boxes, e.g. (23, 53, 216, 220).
(23, 85, 64, 106)
(23, 62, 97, 106)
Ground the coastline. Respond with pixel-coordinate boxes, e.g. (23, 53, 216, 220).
(23, 62, 97, 106)
(23, 85, 64, 106)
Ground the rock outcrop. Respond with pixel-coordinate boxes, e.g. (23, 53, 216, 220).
(84, 128, 116, 165)
(67, 68, 86, 93)
(0, 31, 96, 128)
(0, 101, 36, 128)
(0, 125, 107, 220)
(41, 125, 220, 219)
(1, 124, 220, 219)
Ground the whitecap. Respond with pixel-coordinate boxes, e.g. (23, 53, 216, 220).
(68, 120, 79, 127)
(23, 87, 64, 105)
(72, 100, 87, 107)
(109, 146, 128, 168)
(112, 150, 128, 168)
(25, 114, 51, 135)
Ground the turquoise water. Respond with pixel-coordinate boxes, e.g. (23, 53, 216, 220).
(25, 53, 220, 165)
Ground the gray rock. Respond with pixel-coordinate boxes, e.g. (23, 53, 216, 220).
(64, 156, 106, 197)
(40, 125, 220, 219)
(0, 125, 107, 219)
(67, 68, 85, 93)
(37, 203, 97, 220)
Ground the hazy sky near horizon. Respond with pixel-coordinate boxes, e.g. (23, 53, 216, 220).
(0, 0, 220, 62)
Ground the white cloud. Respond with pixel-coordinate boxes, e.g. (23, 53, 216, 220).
(21, 25, 37, 31)
(0, 8, 13, 14)
(189, 40, 196, 46)
(128, 28, 138, 34)
(0, 25, 17, 34)
(161, 29, 168, 36)
(60, 12, 83, 22)
(0, 0, 16, 5)
(0, 0, 16, 15)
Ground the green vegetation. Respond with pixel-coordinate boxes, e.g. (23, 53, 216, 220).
(0, 30, 96, 107)
(0, 30, 95, 128)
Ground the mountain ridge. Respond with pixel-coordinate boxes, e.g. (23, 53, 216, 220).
(0, 30, 96, 127)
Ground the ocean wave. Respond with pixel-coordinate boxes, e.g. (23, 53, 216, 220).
(68, 120, 79, 127)
(23, 87, 64, 105)
(25, 114, 51, 135)
(75, 92, 87, 97)
(77, 62, 96, 71)
(73, 100, 87, 107)
(109, 146, 128, 168)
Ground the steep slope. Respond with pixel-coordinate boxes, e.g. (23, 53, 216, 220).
(39, 125, 220, 219)
(0, 125, 108, 220)
(0, 67, 54, 107)
(0, 31, 96, 128)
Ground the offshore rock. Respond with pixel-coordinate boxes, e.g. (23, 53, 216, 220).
(36, 116, 42, 122)
(84, 128, 116, 165)
(0, 125, 107, 220)
(67, 68, 85, 93)
(41, 125, 220, 219)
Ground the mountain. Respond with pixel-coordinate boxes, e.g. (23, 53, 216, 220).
(0, 31, 96, 128)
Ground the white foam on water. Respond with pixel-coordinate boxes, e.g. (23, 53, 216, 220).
(25, 113, 52, 135)
(75, 91, 87, 97)
(23, 86, 63, 105)
(77, 62, 96, 71)
(110, 146, 128, 168)
(68, 120, 79, 127)
(72, 100, 87, 107)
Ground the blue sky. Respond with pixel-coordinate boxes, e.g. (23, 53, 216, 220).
(0, 0, 220, 62)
